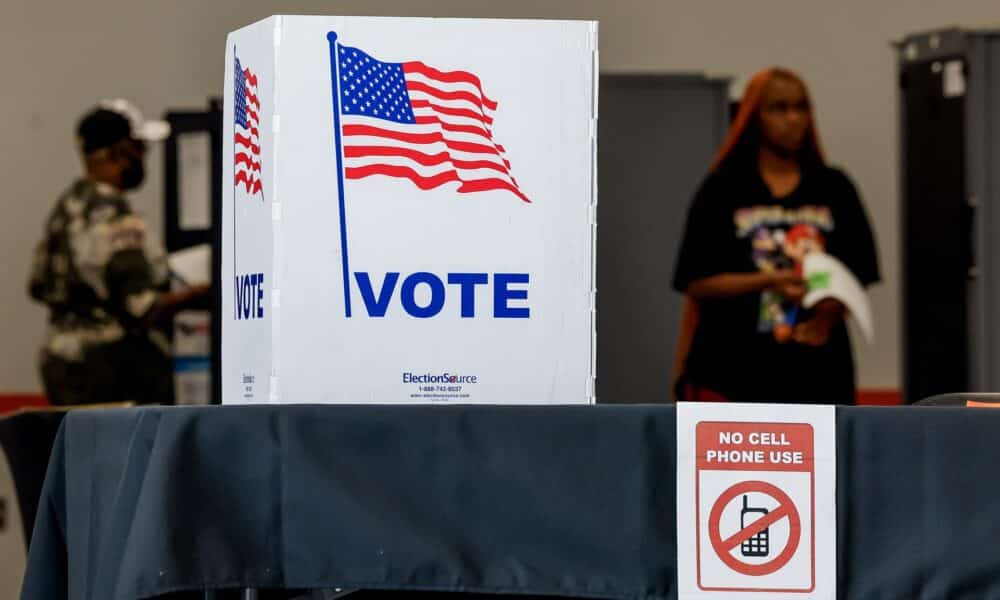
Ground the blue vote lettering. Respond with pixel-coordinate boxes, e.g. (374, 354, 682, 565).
(352, 272, 529, 319)
(234, 272, 265, 320)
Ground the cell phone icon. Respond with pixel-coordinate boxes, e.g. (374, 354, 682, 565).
(740, 494, 769, 557)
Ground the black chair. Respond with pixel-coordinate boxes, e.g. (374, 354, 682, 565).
(914, 393, 1000, 406)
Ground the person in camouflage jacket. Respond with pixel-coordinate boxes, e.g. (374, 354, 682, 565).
(29, 102, 204, 405)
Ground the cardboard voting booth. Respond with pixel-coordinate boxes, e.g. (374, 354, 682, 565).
(223, 16, 598, 404)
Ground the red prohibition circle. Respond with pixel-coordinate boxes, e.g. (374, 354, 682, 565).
(707, 480, 801, 577)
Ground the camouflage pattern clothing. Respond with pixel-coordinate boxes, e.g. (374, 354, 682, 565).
(29, 179, 172, 405)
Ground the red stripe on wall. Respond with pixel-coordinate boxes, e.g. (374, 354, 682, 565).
(0, 394, 49, 416)
(856, 388, 903, 406)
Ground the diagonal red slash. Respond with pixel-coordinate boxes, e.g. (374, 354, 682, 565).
(719, 502, 793, 553)
(707, 481, 803, 577)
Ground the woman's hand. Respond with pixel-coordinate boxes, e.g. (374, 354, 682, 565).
(792, 298, 845, 346)
(792, 317, 833, 346)
(768, 269, 806, 304)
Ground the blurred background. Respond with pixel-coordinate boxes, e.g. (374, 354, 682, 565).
(4, 2, 1000, 594)
(2, 0, 999, 407)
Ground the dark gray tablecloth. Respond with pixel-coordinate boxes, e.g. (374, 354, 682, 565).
(20, 405, 1000, 600)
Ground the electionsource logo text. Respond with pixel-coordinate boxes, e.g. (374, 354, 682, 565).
(403, 372, 479, 384)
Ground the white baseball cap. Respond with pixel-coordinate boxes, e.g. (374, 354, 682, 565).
(98, 98, 171, 142)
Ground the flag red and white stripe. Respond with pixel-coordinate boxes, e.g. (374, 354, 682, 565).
(339, 54, 529, 203)
(235, 61, 262, 196)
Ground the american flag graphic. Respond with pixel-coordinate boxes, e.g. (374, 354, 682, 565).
(336, 44, 529, 203)
(234, 56, 262, 196)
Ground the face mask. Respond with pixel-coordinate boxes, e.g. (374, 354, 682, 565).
(120, 157, 145, 190)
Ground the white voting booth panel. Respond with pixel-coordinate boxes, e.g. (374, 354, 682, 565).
(223, 16, 598, 404)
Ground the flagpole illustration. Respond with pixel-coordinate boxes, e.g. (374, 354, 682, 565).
(327, 31, 353, 318)
(232, 46, 239, 320)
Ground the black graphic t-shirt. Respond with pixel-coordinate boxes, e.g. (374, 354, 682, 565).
(672, 163, 880, 404)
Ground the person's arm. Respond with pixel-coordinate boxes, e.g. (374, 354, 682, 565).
(107, 216, 212, 330)
(686, 269, 804, 301)
(145, 284, 212, 325)
(674, 174, 806, 303)
(28, 206, 63, 306)
(791, 171, 879, 346)
(28, 240, 52, 304)
(102, 215, 166, 330)
(829, 170, 881, 286)
(673, 296, 700, 398)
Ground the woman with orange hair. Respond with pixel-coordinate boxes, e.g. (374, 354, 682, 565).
(672, 68, 879, 404)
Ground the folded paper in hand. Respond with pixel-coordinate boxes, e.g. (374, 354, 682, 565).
(167, 244, 211, 287)
(802, 252, 874, 343)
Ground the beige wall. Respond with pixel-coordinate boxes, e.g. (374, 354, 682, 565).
(2, 0, 998, 392)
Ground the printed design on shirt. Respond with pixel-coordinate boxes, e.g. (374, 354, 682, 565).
(735, 205, 833, 239)
(734, 205, 834, 342)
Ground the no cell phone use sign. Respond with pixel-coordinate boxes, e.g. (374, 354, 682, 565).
(677, 403, 836, 600)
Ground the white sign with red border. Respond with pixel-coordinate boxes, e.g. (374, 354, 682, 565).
(677, 403, 836, 599)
